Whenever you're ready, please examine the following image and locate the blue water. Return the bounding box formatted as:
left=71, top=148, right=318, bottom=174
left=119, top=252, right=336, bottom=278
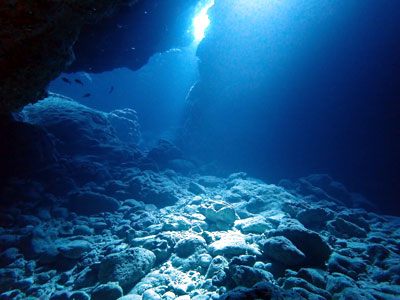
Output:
left=49, top=0, right=400, bottom=214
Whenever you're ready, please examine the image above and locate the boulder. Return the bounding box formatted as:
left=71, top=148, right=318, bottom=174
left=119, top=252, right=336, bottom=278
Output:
left=235, top=216, right=271, bottom=234
left=262, top=236, right=306, bottom=266
left=271, top=220, right=331, bottom=266
left=282, top=277, right=332, bottom=300
left=98, top=247, right=156, bottom=292
left=22, top=96, right=133, bottom=160
left=175, top=235, right=207, bottom=258
left=199, top=201, right=238, bottom=230
left=327, top=253, right=367, bottom=279
left=230, top=265, right=274, bottom=288
left=296, top=268, right=327, bottom=289
left=327, top=218, right=367, bottom=238
left=57, top=240, right=91, bottom=259
left=108, top=108, right=141, bottom=144
left=208, top=234, right=260, bottom=257
left=188, top=182, right=207, bottom=195
left=127, top=170, right=180, bottom=207
left=296, top=208, right=333, bottom=228
left=326, top=272, right=356, bottom=295
left=147, top=139, right=182, bottom=164
left=205, top=255, right=229, bottom=287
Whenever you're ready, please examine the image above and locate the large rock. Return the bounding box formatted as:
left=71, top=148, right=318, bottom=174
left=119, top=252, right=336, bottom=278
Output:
left=57, top=240, right=91, bottom=259
left=262, top=236, right=306, bottom=266
left=22, top=95, right=134, bottom=160
left=230, top=265, right=274, bottom=288
left=175, top=235, right=207, bottom=258
left=208, top=233, right=260, bottom=257
left=127, top=170, right=181, bottom=207
left=199, top=201, right=238, bottom=230
left=108, top=109, right=141, bottom=144
left=327, top=253, right=367, bottom=279
left=205, top=255, right=229, bottom=286
left=98, top=247, right=156, bottom=292
left=327, top=218, right=367, bottom=238
left=270, top=220, right=331, bottom=266
left=235, top=216, right=271, bottom=234
left=282, top=277, right=332, bottom=300
left=326, top=273, right=356, bottom=295
left=147, top=139, right=183, bottom=165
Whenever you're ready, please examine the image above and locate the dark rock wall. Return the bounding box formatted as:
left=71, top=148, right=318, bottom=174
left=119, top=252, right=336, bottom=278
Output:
left=0, top=0, right=200, bottom=114
left=0, top=0, right=137, bottom=113
left=69, top=0, right=199, bottom=73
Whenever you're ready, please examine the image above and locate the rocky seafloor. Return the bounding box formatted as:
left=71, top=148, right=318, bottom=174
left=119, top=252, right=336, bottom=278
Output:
left=1, top=95, right=400, bottom=300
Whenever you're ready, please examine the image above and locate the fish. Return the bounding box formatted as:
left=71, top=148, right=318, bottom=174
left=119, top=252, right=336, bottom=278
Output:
left=61, top=77, right=71, bottom=84
left=74, top=79, right=84, bottom=85
left=82, top=93, right=91, bottom=98
left=109, top=86, right=114, bottom=94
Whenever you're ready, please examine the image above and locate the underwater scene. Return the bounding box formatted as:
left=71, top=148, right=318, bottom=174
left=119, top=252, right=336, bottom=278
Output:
left=1, top=0, right=400, bottom=299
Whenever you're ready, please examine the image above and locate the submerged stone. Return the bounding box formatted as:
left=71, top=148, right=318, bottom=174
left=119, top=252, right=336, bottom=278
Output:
left=91, top=282, right=123, bottom=300
left=99, top=247, right=155, bottom=292
left=208, top=234, right=260, bottom=257
left=262, top=236, right=306, bottom=266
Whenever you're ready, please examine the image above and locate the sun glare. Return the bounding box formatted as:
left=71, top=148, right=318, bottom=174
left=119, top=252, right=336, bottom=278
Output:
left=193, top=1, right=214, bottom=41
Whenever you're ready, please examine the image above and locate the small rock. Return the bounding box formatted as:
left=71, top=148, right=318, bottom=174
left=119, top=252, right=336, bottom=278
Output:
left=326, top=272, right=356, bottom=295
left=188, top=182, right=207, bottom=195
left=91, top=282, right=123, bottom=300
left=296, top=268, right=327, bottom=289
left=230, top=255, right=256, bottom=267
left=198, top=254, right=213, bottom=268
left=175, top=235, right=207, bottom=258
left=117, top=295, right=142, bottom=300
left=142, top=289, right=162, bottom=300
left=58, top=240, right=91, bottom=259
left=73, top=225, right=94, bottom=236
left=235, top=216, right=271, bottom=234
left=69, top=291, right=90, bottom=300
left=50, top=291, right=70, bottom=300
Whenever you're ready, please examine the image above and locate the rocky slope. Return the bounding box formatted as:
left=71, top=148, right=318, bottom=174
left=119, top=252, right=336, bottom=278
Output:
left=0, top=95, right=399, bottom=300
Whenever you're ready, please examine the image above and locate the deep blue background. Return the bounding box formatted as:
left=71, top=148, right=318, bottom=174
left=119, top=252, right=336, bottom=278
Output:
left=184, top=0, right=400, bottom=214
